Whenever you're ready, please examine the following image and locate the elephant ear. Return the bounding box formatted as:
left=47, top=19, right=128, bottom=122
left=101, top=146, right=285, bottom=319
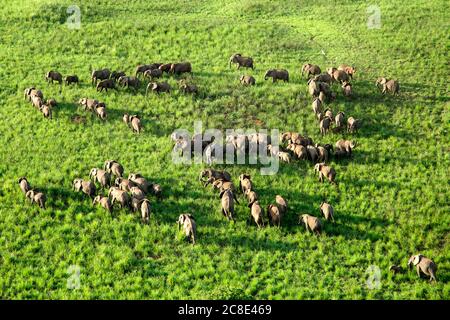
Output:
left=413, top=255, right=422, bottom=265
left=219, top=190, right=225, bottom=199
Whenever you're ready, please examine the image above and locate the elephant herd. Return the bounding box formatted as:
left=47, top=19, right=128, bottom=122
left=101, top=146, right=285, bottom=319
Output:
left=20, top=55, right=435, bottom=282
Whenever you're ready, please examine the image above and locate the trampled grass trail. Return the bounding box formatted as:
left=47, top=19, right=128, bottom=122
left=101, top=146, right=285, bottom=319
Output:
left=0, top=0, right=448, bottom=299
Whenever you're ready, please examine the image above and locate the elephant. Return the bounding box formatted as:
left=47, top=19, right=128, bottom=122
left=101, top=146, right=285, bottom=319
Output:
left=78, top=98, right=99, bottom=112
left=110, top=71, right=126, bottom=81
left=278, top=151, right=291, bottom=163
left=46, top=70, right=62, bottom=84
left=140, top=199, right=151, bottom=224
left=299, top=214, right=322, bottom=235
left=130, top=186, right=145, bottom=200
left=327, top=67, right=349, bottom=83
left=91, top=68, right=111, bottom=86
left=46, top=98, right=57, bottom=108
left=245, top=189, right=258, bottom=207
left=108, top=187, right=131, bottom=209
left=118, top=76, right=140, bottom=90
left=150, top=183, right=163, bottom=200
left=25, top=190, right=46, bottom=209
left=307, top=145, right=319, bottom=163
left=89, top=168, right=111, bottom=189
left=250, top=201, right=264, bottom=228
left=96, top=79, right=116, bottom=92
left=264, top=69, right=289, bottom=82
left=334, top=149, right=348, bottom=160
left=314, top=163, right=336, bottom=184
left=319, top=116, right=333, bottom=135
left=115, top=177, right=136, bottom=192
left=95, top=105, right=107, bottom=120
left=31, top=95, right=43, bottom=109
left=287, top=143, right=307, bottom=160
left=136, top=63, right=162, bottom=77
left=335, top=111, right=345, bottom=129
left=335, top=139, right=356, bottom=156
left=104, top=160, right=124, bottom=178
left=177, top=214, right=196, bottom=244
left=320, top=202, right=334, bottom=222
left=143, top=68, right=163, bottom=80
left=123, top=113, right=129, bottom=126
left=170, top=62, right=192, bottom=75
left=229, top=53, right=254, bottom=69
left=212, top=179, right=235, bottom=193
left=275, top=195, right=287, bottom=215
left=128, top=173, right=150, bottom=194
left=267, top=204, right=282, bottom=227
left=18, top=177, right=31, bottom=194
left=313, top=73, right=333, bottom=84
left=200, top=169, right=232, bottom=186
left=293, top=135, right=314, bottom=147
left=179, top=81, right=198, bottom=94
left=131, top=196, right=141, bottom=212
left=308, top=79, right=320, bottom=97
left=40, top=105, right=52, bottom=119
left=65, top=75, right=79, bottom=85
left=338, top=65, right=356, bottom=79
left=73, top=179, right=96, bottom=199
left=312, top=98, right=322, bottom=117
left=146, top=81, right=171, bottom=94
left=301, top=63, right=321, bottom=78
left=347, top=117, right=361, bottom=133
left=240, top=75, right=256, bottom=86
left=129, top=115, right=142, bottom=133
left=342, top=81, right=353, bottom=97
left=239, top=174, right=252, bottom=194
left=376, top=77, right=399, bottom=95
left=24, top=87, right=43, bottom=101
left=220, top=189, right=235, bottom=221
left=408, top=254, right=437, bottom=282
left=158, top=63, right=172, bottom=73
left=92, top=195, right=112, bottom=213
left=315, top=144, right=329, bottom=163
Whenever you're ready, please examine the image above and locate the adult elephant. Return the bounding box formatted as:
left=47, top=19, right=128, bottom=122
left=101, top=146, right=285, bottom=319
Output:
left=91, top=68, right=111, bottom=86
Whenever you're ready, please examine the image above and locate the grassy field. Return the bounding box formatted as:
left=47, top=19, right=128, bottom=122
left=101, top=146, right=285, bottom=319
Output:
left=0, top=0, right=448, bottom=299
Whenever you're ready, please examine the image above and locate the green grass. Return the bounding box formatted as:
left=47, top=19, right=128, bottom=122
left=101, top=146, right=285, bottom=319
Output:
left=0, top=0, right=449, bottom=299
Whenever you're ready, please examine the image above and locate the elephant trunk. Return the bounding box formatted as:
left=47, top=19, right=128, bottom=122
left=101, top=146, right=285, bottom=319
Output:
left=229, top=57, right=233, bottom=68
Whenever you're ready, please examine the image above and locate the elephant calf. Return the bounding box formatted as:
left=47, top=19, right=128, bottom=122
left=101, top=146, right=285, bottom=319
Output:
left=408, top=254, right=437, bottom=282
left=46, top=70, right=62, bottom=84
left=314, top=163, right=336, bottom=184
left=177, top=214, right=196, bottom=244
left=26, top=190, right=46, bottom=209
left=93, top=195, right=112, bottom=213
left=96, top=79, right=115, bottom=92
left=299, top=214, right=322, bottom=235
left=335, top=111, right=345, bottom=129
left=18, top=177, right=31, bottom=194
left=73, top=179, right=96, bottom=199
left=95, top=105, right=107, bottom=120
left=40, top=105, right=52, bottom=119
left=200, top=169, right=232, bottom=186
left=240, top=75, right=255, bottom=86
left=65, top=75, right=79, bottom=85
left=319, top=202, right=335, bottom=222
left=342, top=81, right=353, bottom=97
left=179, top=81, right=198, bottom=94
left=315, top=144, right=329, bottom=163
left=239, top=174, right=253, bottom=194
left=140, top=199, right=151, bottom=224
left=264, top=69, right=289, bottom=83
left=129, top=115, right=142, bottom=133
